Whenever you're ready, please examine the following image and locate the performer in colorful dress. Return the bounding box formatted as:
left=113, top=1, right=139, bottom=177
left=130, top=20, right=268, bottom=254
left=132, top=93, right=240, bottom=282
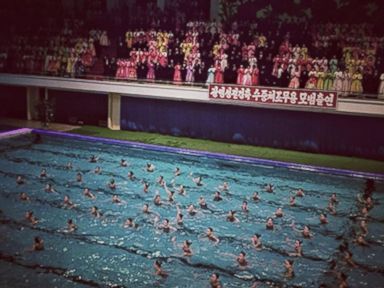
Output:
left=350, top=70, right=363, bottom=94
left=288, top=67, right=300, bottom=89
left=206, top=65, right=216, bottom=85
left=185, top=64, right=195, bottom=83
left=342, top=69, right=352, bottom=96
left=146, top=61, right=156, bottom=81
left=242, top=67, right=252, bottom=86
left=236, top=65, right=245, bottom=85
left=251, top=65, right=259, bottom=86
left=333, top=68, right=344, bottom=94
left=214, top=65, right=224, bottom=84
left=173, top=63, right=182, bottom=83
left=378, top=72, right=384, bottom=99
left=305, top=68, right=318, bottom=89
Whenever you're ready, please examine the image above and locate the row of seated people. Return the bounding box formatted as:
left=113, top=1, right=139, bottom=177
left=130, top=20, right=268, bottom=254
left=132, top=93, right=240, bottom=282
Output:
left=1, top=19, right=383, bottom=96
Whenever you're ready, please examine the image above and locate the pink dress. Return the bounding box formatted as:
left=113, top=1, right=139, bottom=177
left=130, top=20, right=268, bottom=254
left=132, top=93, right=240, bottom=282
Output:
left=214, top=66, right=224, bottom=83
left=251, top=68, right=259, bottom=86
left=173, top=64, right=182, bottom=82
left=147, top=62, right=155, bottom=80
left=288, top=71, right=300, bottom=88
left=242, top=69, right=252, bottom=86
left=236, top=67, right=244, bottom=85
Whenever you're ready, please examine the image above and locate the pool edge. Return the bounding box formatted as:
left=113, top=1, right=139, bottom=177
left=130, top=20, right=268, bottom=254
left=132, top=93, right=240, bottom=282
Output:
left=30, top=128, right=384, bottom=181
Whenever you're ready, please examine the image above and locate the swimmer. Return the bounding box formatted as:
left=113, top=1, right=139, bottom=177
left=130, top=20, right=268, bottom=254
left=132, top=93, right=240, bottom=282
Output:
left=16, top=175, right=25, bottom=185
left=142, top=204, right=150, bottom=214
left=338, top=272, right=348, bottom=288
left=284, top=259, right=294, bottom=278
left=330, top=193, right=338, bottom=204
left=327, top=201, right=336, bottom=215
left=112, top=194, right=122, bottom=204
left=291, top=222, right=312, bottom=238
left=94, top=166, right=102, bottom=174
left=252, top=192, right=260, bottom=201
left=289, top=240, right=303, bottom=257
left=91, top=206, right=102, bottom=218
left=19, top=192, right=30, bottom=201
left=209, top=273, right=222, bottom=288
left=89, top=155, right=98, bottom=163
left=265, top=183, right=274, bottom=193
left=289, top=196, right=296, bottom=206
left=177, top=185, right=186, bottom=195
left=63, top=195, right=75, bottom=208
left=67, top=219, right=77, bottom=232
left=174, top=167, right=181, bottom=177
left=44, top=183, right=55, bottom=193
left=40, top=168, right=47, bottom=178
left=65, top=162, right=73, bottom=170
left=187, top=204, right=198, bottom=216
left=108, top=179, right=116, bottom=190
left=176, top=206, right=183, bottom=225
left=206, top=227, right=219, bottom=243
left=146, top=163, right=155, bottom=172
left=159, top=218, right=176, bottom=233
left=76, top=172, right=83, bottom=182
left=199, top=196, right=208, bottom=209
left=213, top=191, right=223, bottom=201
left=359, top=220, right=368, bottom=236
left=295, top=188, right=304, bottom=197
left=182, top=240, right=192, bottom=256
left=124, top=218, right=137, bottom=228
left=83, top=188, right=95, bottom=199
left=127, top=171, right=135, bottom=181
left=236, top=251, right=248, bottom=266
left=120, top=159, right=128, bottom=167
left=192, top=175, right=203, bottom=186
left=354, top=234, right=368, bottom=246
left=25, top=211, right=38, bottom=225
left=218, top=182, right=229, bottom=192
left=275, top=207, right=284, bottom=217
left=302, top=225, right=312, bottom=238
left=251, top=233, right=262, bottom=249
left=153, top=194, right=162, bottom=206
left=227, top=210, right=240, bottom=223
left=143, top=182, right=150, bottom=193
left=343, top=250, right=357, bottom=268
left=241, top=201, right=249, bottom=213
left=164, top=182, right=175, bottom=202
left=320, top=213, right=328, bottom=224
left=32, top=236, right=44, bottom=251
left=266, top=217, right=274, bottom=230
left=157, top=176, right=165, bottom=187
left=153, top=260, right=167, bottom=277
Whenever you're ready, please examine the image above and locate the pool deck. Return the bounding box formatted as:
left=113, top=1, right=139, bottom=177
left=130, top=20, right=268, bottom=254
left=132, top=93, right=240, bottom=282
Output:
left=0, top=118, right=79, bottom=132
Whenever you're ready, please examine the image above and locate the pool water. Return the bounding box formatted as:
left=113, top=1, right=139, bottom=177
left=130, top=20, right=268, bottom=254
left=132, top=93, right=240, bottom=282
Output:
left=0, top=133, right=383, bottom=288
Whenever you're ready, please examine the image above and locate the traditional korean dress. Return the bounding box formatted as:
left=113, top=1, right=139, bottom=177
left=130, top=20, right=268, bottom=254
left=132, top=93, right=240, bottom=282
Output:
left=236, top=67, right=244, bottom=85
left=146, top=62, right=155, bottom=80
left=342, top=71, right=352, bottom=96
left=305, top=70, right=317, bottom=89
left=206, top=67, right=216, bottom=85
left=316, top=71, right=325, bottom=90
left=173, top=64, right=182, bottom=82
left=288, top=69, right=300, bottom=89
left=333, top=71, right=344, bottom=94
left=251, top=67, right=259, bottom=86
left=185, top=64, right=195, bottom=83
left=378, top=73, right=384, bottom=99
left=323, top=71, right=334, bottom=91
left=350, top=72, right=363, bottom=94
left=214, top=65, right=224, bottom=83
left=242, top=68, right=252, bottom=86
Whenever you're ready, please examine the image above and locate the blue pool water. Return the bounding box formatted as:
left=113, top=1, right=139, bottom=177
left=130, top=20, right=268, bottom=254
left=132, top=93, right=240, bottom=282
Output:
left=0, top=133, right=383, bottom=288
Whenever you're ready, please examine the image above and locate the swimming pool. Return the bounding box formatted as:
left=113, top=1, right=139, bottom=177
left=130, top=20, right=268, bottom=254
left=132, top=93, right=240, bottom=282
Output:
left=0, top=131, right=383, bottom=288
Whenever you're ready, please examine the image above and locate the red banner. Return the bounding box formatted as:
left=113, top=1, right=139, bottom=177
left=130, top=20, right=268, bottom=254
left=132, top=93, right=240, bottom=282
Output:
left=208, top=85, right=337, bottom=108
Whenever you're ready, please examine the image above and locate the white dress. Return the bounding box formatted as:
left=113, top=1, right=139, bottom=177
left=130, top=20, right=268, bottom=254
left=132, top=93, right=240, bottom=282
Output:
left=378, top=73, right=384, bottom=99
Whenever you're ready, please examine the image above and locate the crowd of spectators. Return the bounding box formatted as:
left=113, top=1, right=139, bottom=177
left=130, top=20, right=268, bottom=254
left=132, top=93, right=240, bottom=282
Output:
left=0, top=2, right=384, bottom=97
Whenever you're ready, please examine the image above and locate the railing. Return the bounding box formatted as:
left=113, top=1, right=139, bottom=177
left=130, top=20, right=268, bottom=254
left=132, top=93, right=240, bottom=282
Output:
left=0, top=70, right=383, bottom=101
